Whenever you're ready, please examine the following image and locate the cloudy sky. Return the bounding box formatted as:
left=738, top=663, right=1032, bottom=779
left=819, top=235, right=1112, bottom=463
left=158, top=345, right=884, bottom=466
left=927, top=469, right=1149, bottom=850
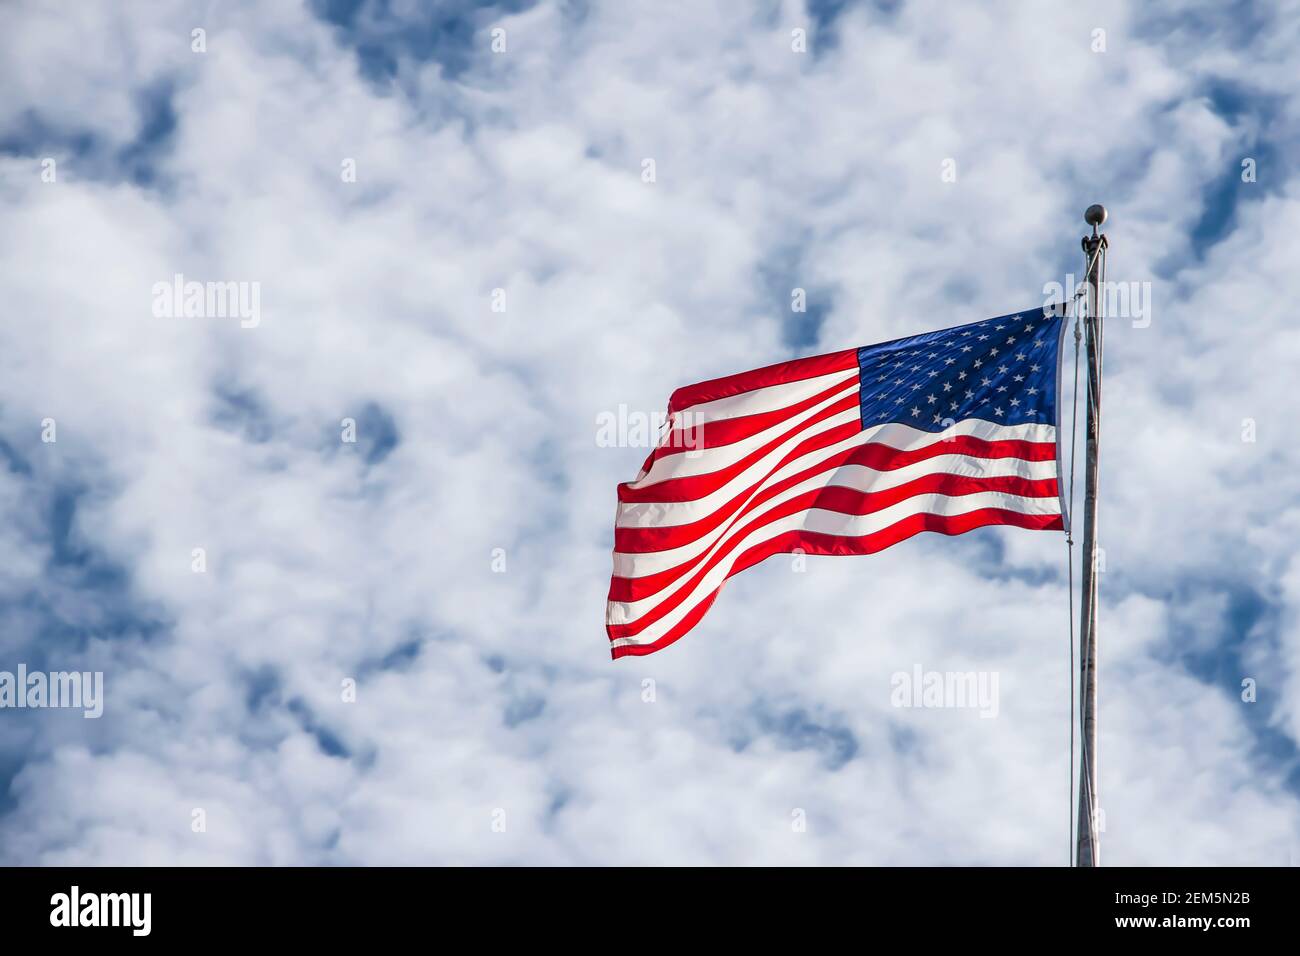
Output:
left=1, top=0, right=1297, bottom=865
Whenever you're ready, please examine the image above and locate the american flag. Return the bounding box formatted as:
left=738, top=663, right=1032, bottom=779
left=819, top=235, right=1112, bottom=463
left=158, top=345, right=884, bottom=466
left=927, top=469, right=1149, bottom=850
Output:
left=606, top=306, right=1068, bottom=659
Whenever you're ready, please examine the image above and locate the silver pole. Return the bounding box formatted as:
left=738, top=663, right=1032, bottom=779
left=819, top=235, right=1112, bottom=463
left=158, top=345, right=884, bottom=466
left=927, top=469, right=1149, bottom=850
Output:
left=1075, top=204, right=1108, bottom=867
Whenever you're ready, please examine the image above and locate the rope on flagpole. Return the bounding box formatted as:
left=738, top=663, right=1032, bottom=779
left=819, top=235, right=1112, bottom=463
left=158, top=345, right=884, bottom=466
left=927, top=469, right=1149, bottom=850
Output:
left=1064, top=282, right=1083, bottom=866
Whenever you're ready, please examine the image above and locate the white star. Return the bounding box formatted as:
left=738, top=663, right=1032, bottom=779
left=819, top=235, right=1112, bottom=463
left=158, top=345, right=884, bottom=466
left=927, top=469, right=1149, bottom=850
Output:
left=910, top=407, right=921, bottom=417
left=926, top=394, right=937, bottom=404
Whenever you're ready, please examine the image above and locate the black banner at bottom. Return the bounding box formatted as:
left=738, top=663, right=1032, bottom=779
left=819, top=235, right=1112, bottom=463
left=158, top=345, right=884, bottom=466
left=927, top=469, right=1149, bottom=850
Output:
left=0, top=866, right=1281, bottom=941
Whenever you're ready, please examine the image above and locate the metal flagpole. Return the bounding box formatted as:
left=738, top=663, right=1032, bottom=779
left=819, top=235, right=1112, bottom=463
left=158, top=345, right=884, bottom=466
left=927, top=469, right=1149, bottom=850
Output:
left=1075, top=203, right=1108, bottom=867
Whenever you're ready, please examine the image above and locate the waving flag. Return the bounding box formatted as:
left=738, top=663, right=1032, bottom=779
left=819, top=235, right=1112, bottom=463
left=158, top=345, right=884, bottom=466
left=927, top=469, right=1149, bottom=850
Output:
left=606, top=307, right=1068, bottom=658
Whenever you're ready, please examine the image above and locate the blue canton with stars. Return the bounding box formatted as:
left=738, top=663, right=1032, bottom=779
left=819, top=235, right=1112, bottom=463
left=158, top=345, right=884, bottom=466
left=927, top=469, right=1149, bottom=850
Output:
left=855, top=306, right=1066, bottom=432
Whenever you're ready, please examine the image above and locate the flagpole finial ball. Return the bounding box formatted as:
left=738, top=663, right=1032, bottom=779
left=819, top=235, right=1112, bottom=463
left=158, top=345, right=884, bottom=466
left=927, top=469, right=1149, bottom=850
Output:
left=1084, top=204, right=1108, bottom=227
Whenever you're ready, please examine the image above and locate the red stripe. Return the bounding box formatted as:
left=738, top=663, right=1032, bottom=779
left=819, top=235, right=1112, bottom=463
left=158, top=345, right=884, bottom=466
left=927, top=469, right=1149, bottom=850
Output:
left=667, top=349, right=859, bottom=414
left=645, top=375, right=859, bottom=470
left=618, top=407, right=862, bottom=504
left=618, top=466, right=1058, bottom=555
left=616, top=438, right=1058, bottom=554
left=616, top=444, right=852, bottom=555
left=608, top=475, right=1059, bottom=621
left=609, top=510, right=1064, bottom=658
left=620, top=420, right=1055, bottom=507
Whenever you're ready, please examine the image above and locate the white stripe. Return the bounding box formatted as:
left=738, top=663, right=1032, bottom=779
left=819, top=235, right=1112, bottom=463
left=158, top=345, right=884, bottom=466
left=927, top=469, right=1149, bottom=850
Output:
left=617, top=419, right=1057, bottom=527
left=630, top=368, right=859, bottom=482
left=611, top=488, right=1060, bottom=623
left=628, top=388, right=862, bottom=489
left=620, top=428, right=867, bottom=529
left=675, top=366, right=860, bottom=423
left=607, top=491, right=1061, bottom=646
left=612, top=452, right=1058, bottom=577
